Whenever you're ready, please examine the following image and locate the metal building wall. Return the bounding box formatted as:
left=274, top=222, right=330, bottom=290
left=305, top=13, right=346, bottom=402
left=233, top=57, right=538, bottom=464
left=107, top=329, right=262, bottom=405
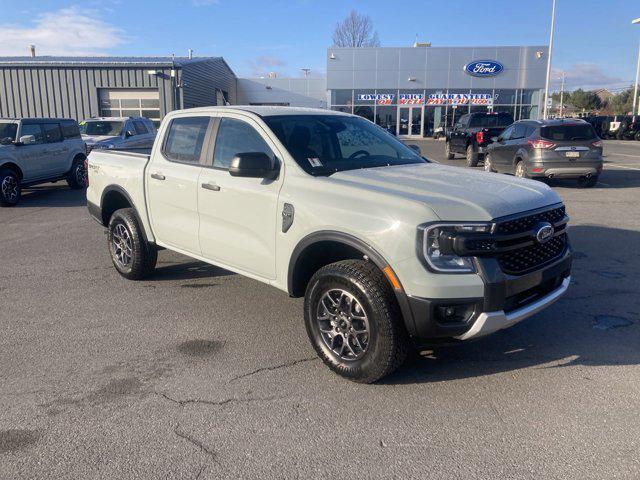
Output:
left=237, top=78, right=327, bottom=107
left=182, top=58, right=237, bottom=108
left=0, top=65, right=176, bottom=121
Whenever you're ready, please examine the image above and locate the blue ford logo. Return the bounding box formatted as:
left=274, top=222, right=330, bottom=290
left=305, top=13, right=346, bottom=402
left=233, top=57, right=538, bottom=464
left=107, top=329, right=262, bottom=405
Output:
left=464, top=60, right=504, bottom=77
left=535, top=222, right=555, bottom=244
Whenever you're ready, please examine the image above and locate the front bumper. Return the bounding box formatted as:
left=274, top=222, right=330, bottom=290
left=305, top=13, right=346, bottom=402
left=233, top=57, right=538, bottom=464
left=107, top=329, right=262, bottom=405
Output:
left=404, top=247, right=572, bottom=344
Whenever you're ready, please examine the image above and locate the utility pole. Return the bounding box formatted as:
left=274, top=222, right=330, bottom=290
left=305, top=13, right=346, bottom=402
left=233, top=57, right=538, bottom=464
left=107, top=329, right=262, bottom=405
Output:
left=559, top=71, right=566, bottom=118
left=543, top=0, right=557, bottom=119
left=633, top=19, right=640, bottom=115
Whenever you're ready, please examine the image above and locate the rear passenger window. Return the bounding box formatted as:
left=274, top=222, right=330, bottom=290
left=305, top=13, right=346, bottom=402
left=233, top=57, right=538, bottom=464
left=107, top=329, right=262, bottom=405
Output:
left=213, top=118, right=274, bottom=169
left=42, top=123, right=63, bottom=143
left=511, top=124, right=527, bottom=139
left=163, top=116, right=210, bottom=164
left=133, top=121, right=148, bottom=135
left=61, top=120, right=81, bottom=139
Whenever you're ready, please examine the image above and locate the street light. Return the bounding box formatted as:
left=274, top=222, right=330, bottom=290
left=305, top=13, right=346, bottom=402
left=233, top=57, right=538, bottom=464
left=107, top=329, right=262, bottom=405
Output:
left=542, top=0, right=557, bottom=119
left=632, top=18, right=640, bottom=115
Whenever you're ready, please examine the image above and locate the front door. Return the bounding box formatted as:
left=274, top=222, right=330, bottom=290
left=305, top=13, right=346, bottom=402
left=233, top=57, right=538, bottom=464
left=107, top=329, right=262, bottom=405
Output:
left=397, top=107, right=423, bottom=137
left=198, top=114, right=281, bottom=279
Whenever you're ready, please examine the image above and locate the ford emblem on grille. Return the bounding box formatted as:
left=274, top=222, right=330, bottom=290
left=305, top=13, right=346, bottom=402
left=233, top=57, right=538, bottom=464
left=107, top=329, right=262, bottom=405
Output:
left=535, top=222, right=555, bottom=244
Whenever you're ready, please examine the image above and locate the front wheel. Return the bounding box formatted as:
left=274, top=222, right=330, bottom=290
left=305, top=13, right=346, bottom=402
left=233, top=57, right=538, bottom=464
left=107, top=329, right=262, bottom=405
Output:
left=0, top=168, right=21, bottom=207
left=107, top=208, right=157, bottom=280
left=484, top=153, right=495, bottom=172
left=466, top=144, right=479, bottom=167
left=304, top=260, right=409, bottom=383
left=444, top=141, right=454, bottom=159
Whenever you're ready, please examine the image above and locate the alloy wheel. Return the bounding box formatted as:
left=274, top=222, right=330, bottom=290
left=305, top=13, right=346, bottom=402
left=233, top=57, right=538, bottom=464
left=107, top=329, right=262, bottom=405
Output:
left=515, top=162, right=525, bottom=178
left=75, top=163, right=88, bottom=187
left=484, top=155, right=492, bottom=172
left=1, top=175, right=18, bottom=202
left=111, top=223, right=133, bottom=268
left=316, top=289, right=370, bottom=361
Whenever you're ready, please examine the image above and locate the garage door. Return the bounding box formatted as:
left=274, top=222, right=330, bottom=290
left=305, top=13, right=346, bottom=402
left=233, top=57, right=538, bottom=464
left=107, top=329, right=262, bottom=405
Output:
left=99, top=89, right=161, bottom=126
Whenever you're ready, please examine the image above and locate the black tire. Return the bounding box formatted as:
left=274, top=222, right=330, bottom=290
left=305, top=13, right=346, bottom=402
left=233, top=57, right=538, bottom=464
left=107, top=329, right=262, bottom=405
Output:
left=304, top=260, right=409, bottom=383
left=601, top=120, right=610, bottom=138
left=0, top=168, right=21, bottom=207
left=444, top=141, right=454, bottom=159
left=66, top=155, right=87, bottom=189
left=617, top=122, right=627, bottom=140
left=515, top=160, right=528, bottom=179
left=635, top=131, right=640, bottom=141
left=484, top=153, right=495, bottom=172
left=466, top=144, right=478, bottom=167
left=577, top=175, right=598, bottom=188
left=107, top=208, right=157, bottom=280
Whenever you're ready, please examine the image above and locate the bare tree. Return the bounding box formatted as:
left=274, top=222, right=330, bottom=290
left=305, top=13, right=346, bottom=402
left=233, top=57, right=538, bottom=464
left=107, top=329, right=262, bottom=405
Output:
left=332, top=10, right=380, bottom=48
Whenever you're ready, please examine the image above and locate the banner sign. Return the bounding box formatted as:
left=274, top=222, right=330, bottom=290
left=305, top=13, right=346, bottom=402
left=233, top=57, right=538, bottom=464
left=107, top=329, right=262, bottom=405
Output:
left=426, top=93, right=496, bottom=106
left=356, top=93, right=395, bottom=105
left=398, top=93, right=424, bottom=105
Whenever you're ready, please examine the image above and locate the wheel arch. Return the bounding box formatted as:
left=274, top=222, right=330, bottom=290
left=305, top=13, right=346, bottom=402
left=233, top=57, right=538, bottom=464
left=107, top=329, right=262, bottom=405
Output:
left=287, top=231, right=417, bottom=336
left=0, top=161, right=24, bottom=180
left=100, top=185, right=150, bottom=243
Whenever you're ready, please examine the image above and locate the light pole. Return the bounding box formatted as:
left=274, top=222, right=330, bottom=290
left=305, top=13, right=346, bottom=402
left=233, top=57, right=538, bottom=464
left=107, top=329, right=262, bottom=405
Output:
left=543, top=0, right=557, bottom=119
left=559, top=71, right=566, bottom=118
left=632, top=18, right=640, bottom=115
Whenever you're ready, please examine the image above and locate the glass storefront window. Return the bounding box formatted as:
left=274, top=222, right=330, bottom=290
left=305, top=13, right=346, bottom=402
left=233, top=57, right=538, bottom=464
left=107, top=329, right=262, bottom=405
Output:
left=354, top=90, right=376, bottom=105
left=331, top=90, right=353, bottom=106
left=354, top=105, right=374, bottom=122
left=375, top=106, right=397, bottom=134
left=375, top=90, right=398, bottom=105
left=494, top=89, right=517, bottom=105
left=331, top=105, right=352, bottom=114
left=520, top=106, right=539, bottom=120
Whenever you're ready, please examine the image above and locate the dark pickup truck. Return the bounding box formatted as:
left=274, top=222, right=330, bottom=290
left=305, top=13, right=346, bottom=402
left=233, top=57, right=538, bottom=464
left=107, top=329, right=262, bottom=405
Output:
left=445, top=112, right=514, bottom=167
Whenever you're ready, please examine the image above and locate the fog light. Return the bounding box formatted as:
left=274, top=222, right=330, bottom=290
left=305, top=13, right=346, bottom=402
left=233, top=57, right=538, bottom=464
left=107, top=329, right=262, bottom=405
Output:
left=435, top=303, right=476, bottom=324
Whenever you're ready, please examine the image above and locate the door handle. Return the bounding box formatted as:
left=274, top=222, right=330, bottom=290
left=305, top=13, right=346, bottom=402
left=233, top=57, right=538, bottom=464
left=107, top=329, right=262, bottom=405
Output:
left=151, top=173, right=166, bottom=180
left=201, top=182, right=220, bottom=191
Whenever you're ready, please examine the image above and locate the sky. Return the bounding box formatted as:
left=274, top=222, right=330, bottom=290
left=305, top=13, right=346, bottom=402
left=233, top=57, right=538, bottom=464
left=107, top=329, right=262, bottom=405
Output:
left=0, top=0, right=636, bottom=92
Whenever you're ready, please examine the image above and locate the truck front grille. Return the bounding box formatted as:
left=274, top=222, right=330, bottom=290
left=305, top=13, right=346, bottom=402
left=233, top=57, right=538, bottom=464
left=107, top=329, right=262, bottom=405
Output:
left=497, top=233, right=567, bottom=275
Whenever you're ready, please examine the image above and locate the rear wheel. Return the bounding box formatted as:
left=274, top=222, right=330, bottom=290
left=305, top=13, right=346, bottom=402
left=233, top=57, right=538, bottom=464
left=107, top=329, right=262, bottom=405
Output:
left=577, top=175, right=598, bottom=188
left=635, top=131, right=640, bottom=141
left=466, top=144, right=478, bottom=167
left=304, top=260, right=409, bottom=383
left=0, top=168, right=21, bottom=207
left=66, top=156, right=87, bottom=189
left=515, top=160, right=527, bottom=178
left=484, top=153, right=494, bottom=172
left=107, top=208, right=157, bottom=280
left=444, top=141, right=454, bottom=159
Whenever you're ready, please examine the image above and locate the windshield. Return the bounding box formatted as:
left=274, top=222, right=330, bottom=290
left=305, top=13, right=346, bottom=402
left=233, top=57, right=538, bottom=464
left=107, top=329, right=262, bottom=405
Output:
left=264, top=115, right=425, bottom=175
left=469, top=114, right=514, bottom=128
left=541, top=124, right=597, bottom=141
left=80, top=121, right=123, bottom=136
left=0, top=121, right=18, bottom=141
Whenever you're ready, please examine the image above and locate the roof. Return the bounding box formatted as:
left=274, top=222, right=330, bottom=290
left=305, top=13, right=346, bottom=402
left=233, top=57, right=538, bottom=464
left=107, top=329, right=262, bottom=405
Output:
left=1, top=117, right=75, bottom=123
left=168, top=105, right=350, bottom=118
left=0, top=56, right=223, bottom=67
left=517, top=118, right=588, bottom=126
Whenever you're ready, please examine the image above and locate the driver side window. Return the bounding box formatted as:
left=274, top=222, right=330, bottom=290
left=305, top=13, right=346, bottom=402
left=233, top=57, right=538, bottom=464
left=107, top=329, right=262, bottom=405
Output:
left=213, top=118, right=274, bottom=169
left=19, top=124, right=44, bottom=144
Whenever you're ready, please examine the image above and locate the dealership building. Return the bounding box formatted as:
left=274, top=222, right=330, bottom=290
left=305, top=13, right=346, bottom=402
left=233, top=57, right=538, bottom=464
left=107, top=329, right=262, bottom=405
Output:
left=0, top=45, right=548, bottom=137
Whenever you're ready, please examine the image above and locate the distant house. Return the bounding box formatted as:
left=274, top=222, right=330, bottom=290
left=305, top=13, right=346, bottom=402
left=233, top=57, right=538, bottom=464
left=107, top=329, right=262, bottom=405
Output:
left=594, top=88, right=614, bottom=104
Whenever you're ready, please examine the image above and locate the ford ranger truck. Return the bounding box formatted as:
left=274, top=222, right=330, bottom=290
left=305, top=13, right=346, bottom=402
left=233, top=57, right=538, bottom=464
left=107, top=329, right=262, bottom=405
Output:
left=87, top=107, right=572, bottom=383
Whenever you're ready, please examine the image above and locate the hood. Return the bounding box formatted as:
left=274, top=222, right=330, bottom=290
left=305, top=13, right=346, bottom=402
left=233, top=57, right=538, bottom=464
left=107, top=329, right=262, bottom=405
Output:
left=82, top=134, right=118, bottom=145
left=328, top=163, right=560, bottom=221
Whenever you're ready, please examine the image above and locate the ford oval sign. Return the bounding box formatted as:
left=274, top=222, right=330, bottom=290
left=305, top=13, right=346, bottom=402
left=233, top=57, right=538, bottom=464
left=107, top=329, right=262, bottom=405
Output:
left=464, top=60, right=504, bottom=77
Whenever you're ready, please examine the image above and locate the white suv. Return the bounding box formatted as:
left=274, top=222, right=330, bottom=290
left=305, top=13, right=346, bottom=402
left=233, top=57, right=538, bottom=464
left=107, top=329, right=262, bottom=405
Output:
left=0, top=118, right=87, bottom=207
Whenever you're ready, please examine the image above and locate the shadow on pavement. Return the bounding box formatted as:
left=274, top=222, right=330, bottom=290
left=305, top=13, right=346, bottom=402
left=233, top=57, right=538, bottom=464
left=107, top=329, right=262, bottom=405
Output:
left=381, top=224, right=640, bottom=385
left=151, top=261, right=234, bottom=281
left=18, top=184, right=87, bottom=208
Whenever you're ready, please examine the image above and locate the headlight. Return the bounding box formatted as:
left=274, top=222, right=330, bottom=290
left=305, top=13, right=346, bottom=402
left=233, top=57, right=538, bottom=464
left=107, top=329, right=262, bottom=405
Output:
left=422, top=223, right=492, bottom=273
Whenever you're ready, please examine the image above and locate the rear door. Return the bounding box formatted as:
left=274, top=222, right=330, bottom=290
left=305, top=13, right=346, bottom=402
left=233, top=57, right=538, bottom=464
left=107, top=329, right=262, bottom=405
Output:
left=197, top=114, right=282, bottom=279
left=504, top=123, right=528, bottom=172
left=146, top=115, right=212, bottom=255
left=490, top=124, right=515, bottom=171
left=42, top=122, right=69, bottom=175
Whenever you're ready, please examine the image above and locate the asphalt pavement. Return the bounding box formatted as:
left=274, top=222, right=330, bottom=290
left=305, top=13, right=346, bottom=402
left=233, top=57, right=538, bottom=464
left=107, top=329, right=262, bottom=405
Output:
left=1, top=140, right=639, bottom=479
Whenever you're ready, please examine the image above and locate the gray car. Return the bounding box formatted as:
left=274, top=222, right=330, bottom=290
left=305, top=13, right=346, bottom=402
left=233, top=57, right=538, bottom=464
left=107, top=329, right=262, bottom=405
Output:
left=484, top=118, right=603, bottom=187
left=80, top=117, right=156, bottom=153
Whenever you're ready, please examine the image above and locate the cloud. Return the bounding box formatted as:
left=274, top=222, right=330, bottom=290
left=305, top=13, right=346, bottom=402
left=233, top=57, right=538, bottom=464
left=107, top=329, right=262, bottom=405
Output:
left=0, top=7, right=126, bottom=56
left=247, top=55, right=287, bottom=76
left=551, top=63, right=629, bottom=91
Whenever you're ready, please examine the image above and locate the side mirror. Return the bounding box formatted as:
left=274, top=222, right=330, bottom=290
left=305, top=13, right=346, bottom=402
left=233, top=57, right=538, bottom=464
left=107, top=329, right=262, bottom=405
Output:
left=407, top=144, right=421, bottom=155
left=0, top=136, right=13, bottom=145
left=18, top=134, right=36, bottom=145
left=229, top=152, right=278, bottom=179
left=491, top=136, right=499, bottom=142
left=124, top=130, right=135, bottom=138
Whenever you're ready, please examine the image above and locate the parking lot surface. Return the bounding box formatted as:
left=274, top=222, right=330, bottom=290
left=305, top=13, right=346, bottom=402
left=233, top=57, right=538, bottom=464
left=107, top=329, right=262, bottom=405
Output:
left=1, top=140, right=639, bottom=479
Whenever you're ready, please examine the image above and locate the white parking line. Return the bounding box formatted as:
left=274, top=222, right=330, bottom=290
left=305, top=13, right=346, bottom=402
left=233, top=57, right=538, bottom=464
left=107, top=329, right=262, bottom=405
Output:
left=608, top=153, right=640, bottom=159
left=607, top=164, right=640, bottom=171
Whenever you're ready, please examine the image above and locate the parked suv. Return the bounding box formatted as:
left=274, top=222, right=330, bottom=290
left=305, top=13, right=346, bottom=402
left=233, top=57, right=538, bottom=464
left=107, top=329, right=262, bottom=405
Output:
left=0, top=118, right=87, bottom=206
left=445, top=111, right=514, bottom=167
left=484, top=119, right=603, bottom=187
left=80, top=117, right=156, bottom=152
left=87, top=106, right=572, bottom=383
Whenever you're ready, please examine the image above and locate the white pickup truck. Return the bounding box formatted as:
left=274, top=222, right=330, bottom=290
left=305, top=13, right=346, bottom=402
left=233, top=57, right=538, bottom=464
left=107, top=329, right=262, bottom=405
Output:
left=87, top=106, right=572, bottom=383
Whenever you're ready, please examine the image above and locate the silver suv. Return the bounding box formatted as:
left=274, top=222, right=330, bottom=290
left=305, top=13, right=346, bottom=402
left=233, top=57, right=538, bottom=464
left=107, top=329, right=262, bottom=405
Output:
left=484, top=119, right=603, bottom=187
left=80, top=117, right=156, bottom=152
